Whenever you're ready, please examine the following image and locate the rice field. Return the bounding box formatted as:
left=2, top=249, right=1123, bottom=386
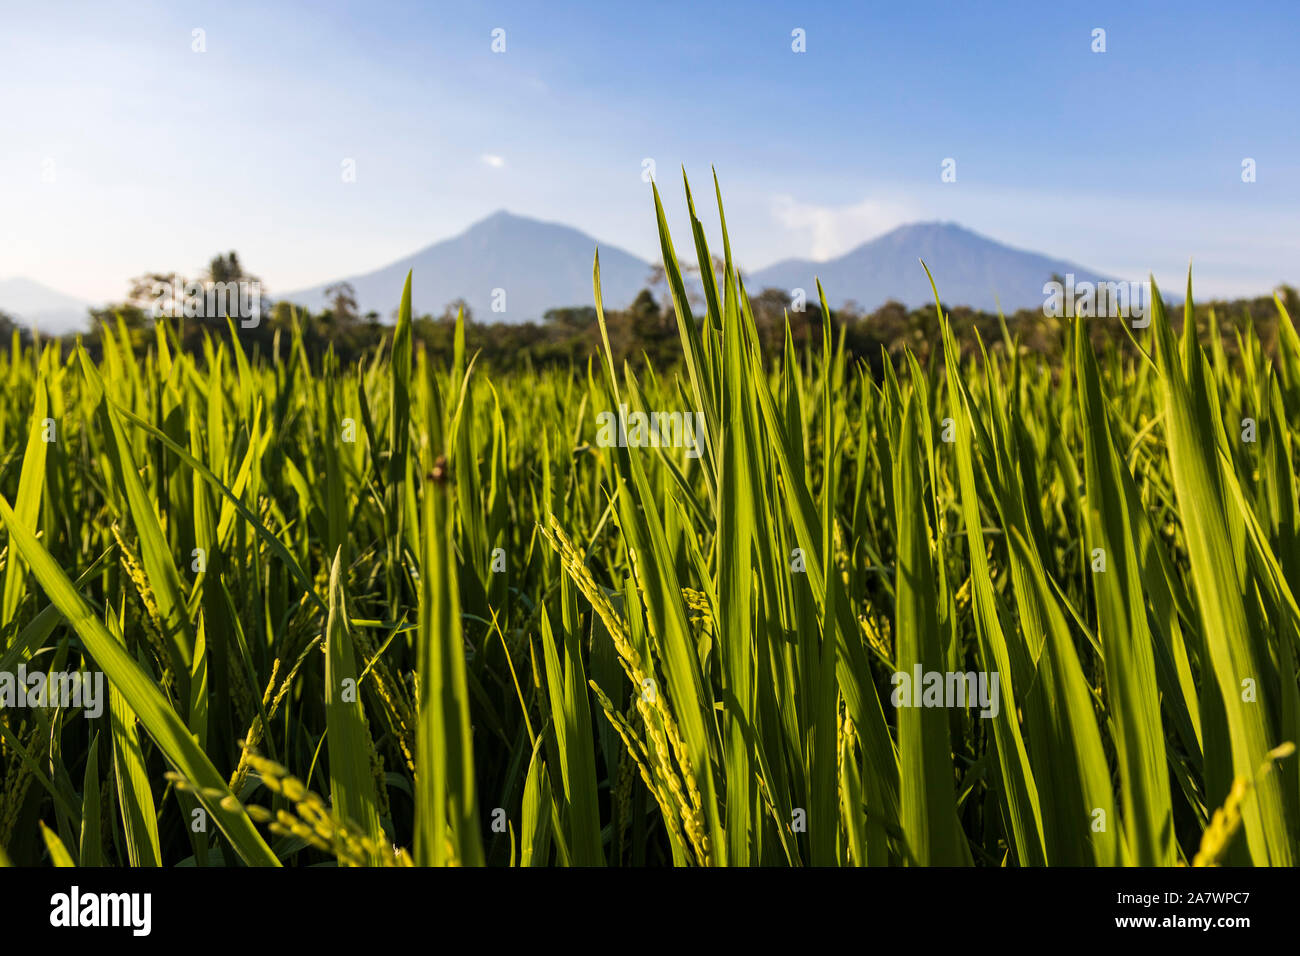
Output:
left=1, top=177, right=1298, bottom=868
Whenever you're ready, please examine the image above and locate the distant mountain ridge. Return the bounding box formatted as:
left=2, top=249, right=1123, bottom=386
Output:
left=281, top=213, right=1113, bottom=322
left=279, top=210, right=653, bottom=322
left=3, top=214, right=1118, bottom=333
left=748, top=221, right=1113, bottom=314
left=0, top=277, right=92, bottom=334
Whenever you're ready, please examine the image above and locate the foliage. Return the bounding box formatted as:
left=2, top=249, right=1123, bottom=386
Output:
left=1, top=178, right=1298, bottom=867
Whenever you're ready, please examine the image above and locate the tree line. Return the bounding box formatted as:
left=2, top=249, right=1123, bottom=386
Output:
left=5, top=252, right=1297, bottom=372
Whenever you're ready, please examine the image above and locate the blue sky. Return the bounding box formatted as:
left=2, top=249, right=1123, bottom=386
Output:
left=3, top=0, right=1298, bottom=303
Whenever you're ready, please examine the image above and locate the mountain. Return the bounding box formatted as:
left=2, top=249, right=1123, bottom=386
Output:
left=280, top=210, right=654, bottom=322
left=0, top=277, right=92, bottom=334
left=748, top=222, right=1112, bottom=313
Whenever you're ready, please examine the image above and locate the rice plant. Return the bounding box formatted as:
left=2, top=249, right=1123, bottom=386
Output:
left=0, top=174, right=1297, bottom=867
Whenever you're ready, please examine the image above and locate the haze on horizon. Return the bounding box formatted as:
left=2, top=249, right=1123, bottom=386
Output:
left=3, top=0, right=1298, bottom=307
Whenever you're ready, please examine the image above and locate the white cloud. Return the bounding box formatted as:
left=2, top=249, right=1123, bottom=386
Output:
left=770, top=194, right=913, bottom=260
left=480, top=154, right=506, bottom=168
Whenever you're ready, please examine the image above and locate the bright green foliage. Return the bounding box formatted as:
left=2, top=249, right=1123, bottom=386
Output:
left=0, top=179, right=1296, bottom=867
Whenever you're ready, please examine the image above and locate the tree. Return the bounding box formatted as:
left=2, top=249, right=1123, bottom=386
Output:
left=325, top=282, right=360, bottom=324
left=627, top=288, right=674, bottom=362
left=645, top=253, right=724, bottom=309
left=207, top=252, right=246, bottom=283
left=438, top=298, right=473, bottom=324
left=119, top=272, right=180, bottom=321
